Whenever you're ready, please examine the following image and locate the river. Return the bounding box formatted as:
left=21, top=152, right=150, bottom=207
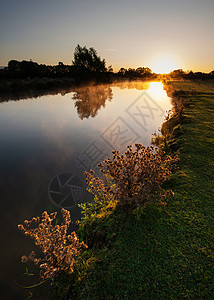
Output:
left=0, top=81, right=171, bottom=299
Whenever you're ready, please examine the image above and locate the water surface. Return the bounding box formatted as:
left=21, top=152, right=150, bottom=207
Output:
left=0, top=81, right=171, bottom=299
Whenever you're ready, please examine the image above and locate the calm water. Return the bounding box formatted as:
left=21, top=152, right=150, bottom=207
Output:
left=0, top=81, right=171, bottom=299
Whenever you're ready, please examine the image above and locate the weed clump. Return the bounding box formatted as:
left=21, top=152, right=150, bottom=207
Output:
left=85, top=144, right=176, bottom=208
left=18, top=209, right=87, bottom=280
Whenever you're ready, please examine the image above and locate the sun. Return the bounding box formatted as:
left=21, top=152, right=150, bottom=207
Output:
left=151, top=55, right=178, bottom=74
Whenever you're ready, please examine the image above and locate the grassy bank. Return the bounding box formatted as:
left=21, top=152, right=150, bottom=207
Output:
left=56, top=81, right=214, bottom=299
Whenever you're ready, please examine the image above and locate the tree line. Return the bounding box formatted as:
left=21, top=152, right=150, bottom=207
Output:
left=0, top=45, right=156, bottom=81
left=0, top=45, right=213, bottom=81
left=168, top=69, right=214, bottom=80
left=0, top=45, right=110, bottom=81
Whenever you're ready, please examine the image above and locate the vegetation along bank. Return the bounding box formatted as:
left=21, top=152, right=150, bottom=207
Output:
left=18, top=80, right=214, bottom=299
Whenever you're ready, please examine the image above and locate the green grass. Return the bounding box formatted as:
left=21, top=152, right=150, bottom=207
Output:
left=67, top=81, right=214, bottom=299
left=169, top=80, right=214, bottom=94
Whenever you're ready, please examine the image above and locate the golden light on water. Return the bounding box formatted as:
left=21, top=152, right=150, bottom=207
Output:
left=151, top=55, right=178, bottom=74
left=148, top=82, right=168, bottom=100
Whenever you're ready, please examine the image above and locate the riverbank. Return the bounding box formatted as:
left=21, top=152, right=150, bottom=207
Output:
left=55, top=80, right=214, bottom=299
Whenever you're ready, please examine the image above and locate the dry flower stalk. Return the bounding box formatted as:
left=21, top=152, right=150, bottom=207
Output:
left=18, top=209, right=87, bottom=280
left=85, top=144, right=176, bottom=207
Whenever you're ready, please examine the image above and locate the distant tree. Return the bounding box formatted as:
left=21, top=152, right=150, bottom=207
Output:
left=126, top=68, right=137, bottom=78
left=72, top=45, right=107, bottom=73
left=170, top=69, right=185, bottom=79
left=136, top=67, right=152, bottom=76
left=53, top=61, right=72, bottom=77
left=7, top=60, right=40, bottom=78
left=118, top=68, right=127, bottom=76
left=210, top=70, right=214, bottom=77
left=8, top=60, right=21, bottom=74
left=107, top=65, right=113, bottom=72
left=186, top=71, right=194, bottom=80
left=117, top=67, right=153, bottom=79
left=20, top=60, right=39, bottom=77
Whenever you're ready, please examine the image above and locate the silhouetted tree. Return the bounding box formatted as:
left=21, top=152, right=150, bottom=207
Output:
left=136, top=67, right=152, bottom=76
left=72, top=45, right=107, bottom=74
left=118, top=68, right=127, bottom=76
left=117, top=66, right=153, bottom=79
left=169, top=69, right=185, bottom=79
left=107, top=65, right=113, bottom=72
left=8, top=60, right=22, bottom=77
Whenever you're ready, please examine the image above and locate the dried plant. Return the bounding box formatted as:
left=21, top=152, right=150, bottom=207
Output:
left=18, top=209, right=87, bottom=281
left=173, top=97, right=186, bottom=122
left=85, top=144, right=176, bottom=208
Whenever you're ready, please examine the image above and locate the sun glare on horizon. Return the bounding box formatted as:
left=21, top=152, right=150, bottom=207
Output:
left=151, top=55, right=179, bottom=74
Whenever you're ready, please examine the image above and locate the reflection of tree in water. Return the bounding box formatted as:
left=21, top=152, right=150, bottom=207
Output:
left=72, top=85, right=113, bottom=119
left=0, top=82, right=75, bottom=103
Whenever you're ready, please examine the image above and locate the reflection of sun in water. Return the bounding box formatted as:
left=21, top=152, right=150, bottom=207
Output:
left=148, top=82, right=167, bottom=100
left=151, top=56, right=178, bottom=74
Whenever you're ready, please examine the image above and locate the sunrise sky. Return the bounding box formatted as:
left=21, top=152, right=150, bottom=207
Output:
left=0, top=0, right=213, bottom=72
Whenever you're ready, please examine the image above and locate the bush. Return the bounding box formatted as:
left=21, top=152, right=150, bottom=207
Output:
left=85, top=144, right=176, bottom=208
left=18, top=209, right=87, bottom=281
left=161, top=115, right=179, bottom=137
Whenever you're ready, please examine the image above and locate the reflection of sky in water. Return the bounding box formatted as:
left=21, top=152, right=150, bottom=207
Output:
left=0, top=82, right=170, bottom=176
left=0, top=82, right=171, bottom=299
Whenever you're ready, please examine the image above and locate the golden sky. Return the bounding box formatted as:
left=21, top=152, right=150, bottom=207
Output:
left=0, top=0, right=213, bottom=72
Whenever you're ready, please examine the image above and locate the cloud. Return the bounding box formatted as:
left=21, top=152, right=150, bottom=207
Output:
left=107, top=48, right=116, bottom=52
